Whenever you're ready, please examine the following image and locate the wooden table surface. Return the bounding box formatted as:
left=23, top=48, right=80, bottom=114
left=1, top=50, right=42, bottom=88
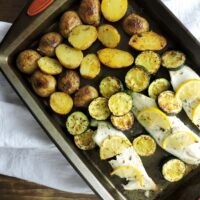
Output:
left=1, top=1, right=200, bottom=200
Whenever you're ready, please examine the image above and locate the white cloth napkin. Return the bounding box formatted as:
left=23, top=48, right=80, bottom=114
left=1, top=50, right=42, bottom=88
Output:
left=0, top=0, right=200, bottom=194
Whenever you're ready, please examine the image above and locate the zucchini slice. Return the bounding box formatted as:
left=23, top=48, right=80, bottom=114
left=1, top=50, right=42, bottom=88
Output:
left=66, top=111, right=89, bottom=135
left=99, top=76, right=123, bottom=98
left=111, top=112, right=134, bottom=131
left=157, top=90, right=182, bottom=115
left=135, top=51, right=161, bottom=74
left=89, top=97, right=111, bottom=120
left=108, top=92, right=133, bottom=116
left=74, top=129, right=96, bottom=150
left=161, top=50, right=186, bottom=70
left=148, top=78, right=170, bottom=99
left=133, top=135, right=156, bottom=157
left=162, top=159, right=186, bottom=182
left=125, top=67, right=150, bottom=92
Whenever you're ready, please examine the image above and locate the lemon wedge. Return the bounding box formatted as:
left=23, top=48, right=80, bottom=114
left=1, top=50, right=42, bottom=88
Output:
left=100, top=135, right=131, bottom=160
left=176, top=79, right=200, bottom=101
left=111, top=165, right=143, bottom=186
left=192, top=102, right=200, bottom=128
left=162, top=131, right=199, bottom=149
left=137, top=107, right=172, bottom=136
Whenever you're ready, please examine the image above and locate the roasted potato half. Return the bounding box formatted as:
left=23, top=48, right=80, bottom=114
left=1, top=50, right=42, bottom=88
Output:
left=98, top=24, right=120, bottom=48
left=38, top=57, right=63, bottom=75
left=79, top=0, right=101, bottom=26
left=129, top=31, right=167, bottom=51
left=59, top=11, right=82, bottom=38
left=80, top=54, right=101, bottom=79
left=123, top=13, right=149, bottom=35
left=31, top=70, right=56, bottom=97
left=58, top=70, right=80, bottom=94
left=74, top=85, right=98, bottom=107
left=68, top=25, right=98, bottom=50
left=37, top=32, right=63, bottom=57
left=16, top=50, right=41, bottom=74
left=55, top=44, right=83, bottom=69
left=101, top=0, right=128, bottom=22
left=50, top=92, right=73, bottom=115
left=97, top=48, right=134, bottom=68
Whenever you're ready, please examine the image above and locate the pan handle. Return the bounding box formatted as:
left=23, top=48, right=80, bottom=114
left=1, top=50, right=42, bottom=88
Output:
left=0, top=0, right=74, bottom=54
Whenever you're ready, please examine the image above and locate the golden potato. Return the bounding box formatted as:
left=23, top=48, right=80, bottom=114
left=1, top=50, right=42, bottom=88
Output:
left=55, top=44, right=83, bottom=69
left=37, top=32, right=63, bottom=57
left=38, top=57, right=63, bottom=75
left=58, top=70, right=80, bottom=94
left=129, top=31, right=167, bottom=51
left=101, top=0, right=128, bottom=22
left=97, top=48, right=134, bottom=68
left=74, top=85, right=98, bottom=107
left=31, top=70, right=56, bottom=97
left=98, top=24, right=120, bottom=48
left=16, top=50, right=41, bottom=74
left=68, top=25, right=98, bottom=50
left=59, top=11, right=82, bottom=38
left=80, top=54, right=101, bottom=79
left=50, top=92, right=73, bottom=115
left=79, top=0, right=101, bottom=26
left=123, top=13, right=149, bottom=35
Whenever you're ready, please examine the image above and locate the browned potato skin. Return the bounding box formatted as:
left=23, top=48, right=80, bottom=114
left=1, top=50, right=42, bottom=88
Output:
left=58, top=70, right=80, bottom=95
left=31, top=70, right=56, bottom=97
left=79, top=0, right=101, bottom=26
left=59, top=11, right=82, bottom=38
left=123, top=13, right=149, bottom=35
left=16, top=50, right=41, bottom=74
left=37, top=32, right=63, bottom=57
left=74, top=85, right=98, bottom=107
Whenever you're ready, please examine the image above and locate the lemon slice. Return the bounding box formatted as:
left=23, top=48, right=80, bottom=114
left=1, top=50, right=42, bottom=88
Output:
left=192, top=102, right=200, bottom=128
left=162, top=131, right=199, bottom=149
left=100, top=135, right=131, bottom=160
left=137, top=107, right=172, bottom=135
left=176, top=79, right=200, bottom=101
left=111, top=165, right=143, bottom=186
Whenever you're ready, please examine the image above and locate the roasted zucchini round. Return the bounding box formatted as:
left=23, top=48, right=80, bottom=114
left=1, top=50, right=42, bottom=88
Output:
left=161, top=50, right=186, bottom=70
left=162, top=159, right=186, bottom=182
left=157, top=90, right=182, bottom=115
left=50, top=92, right=73, bottom=115
left=125, top=67, right=150, bottom=92
left=108, top=92, right=133, bottom=116
left=37, top=57, right=63, bottom=75
left=98, top=24, right=121, bottom=48
left=66, top=111, right=89, bottom=135
left=148, top=78, right=170, bottom=99
left=111, top=112, right=134, bottom=131
left=135, top=51, right=161, bottom=74
left=80, top=54, right=101, bottom=79
left=123, top=13, right=149, bottom=35
left=58, top=70, right=80, bottom=95
left=74, top=129, right=96, bottom=150
left=88, top=97, right=111, bottom=120
left=133, top=135, right=156, bottom=157
left=99, top=76, right=122, bottom=98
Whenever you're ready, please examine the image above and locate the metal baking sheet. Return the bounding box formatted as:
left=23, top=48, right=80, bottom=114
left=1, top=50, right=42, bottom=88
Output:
left=1, top=0, right=200, bottom=199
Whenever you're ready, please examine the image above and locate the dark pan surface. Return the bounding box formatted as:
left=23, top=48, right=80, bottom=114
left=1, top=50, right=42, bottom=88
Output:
left=1, top=0, right=200, bottom=199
